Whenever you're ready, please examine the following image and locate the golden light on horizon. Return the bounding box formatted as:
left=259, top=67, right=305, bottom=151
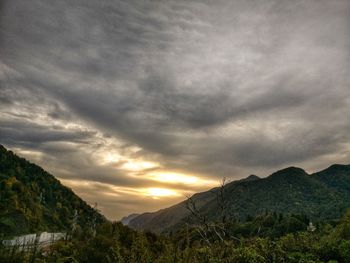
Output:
left=148, top=172, right=218, bottom=187
left=146, top=188, right=180, bottom=199
left=149, top=172, right=198, bottom=184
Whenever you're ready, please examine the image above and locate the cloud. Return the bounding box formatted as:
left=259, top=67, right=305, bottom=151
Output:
left=0, top=0, right=349, bottom=219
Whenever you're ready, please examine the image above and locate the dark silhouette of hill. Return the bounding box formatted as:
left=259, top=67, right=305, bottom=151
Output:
left=128, top=165, right=350, bottom=233
left=0, top=145, right=105, bottom=236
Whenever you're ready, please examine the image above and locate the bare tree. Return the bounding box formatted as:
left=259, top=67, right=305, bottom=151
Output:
left=211, top=177, right=228, bottom=224
left=185, top=178, right=239, bottom=244
left=185, top=195, right=211, bottom=245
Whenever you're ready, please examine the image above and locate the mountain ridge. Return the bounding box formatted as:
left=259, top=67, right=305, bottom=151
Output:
left=0, top=145, right=105, bottom=236
left=127, top=164, right=350, bottom=233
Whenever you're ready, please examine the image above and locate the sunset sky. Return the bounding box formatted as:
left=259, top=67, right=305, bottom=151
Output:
left=1, top=0, right=350, bottom=220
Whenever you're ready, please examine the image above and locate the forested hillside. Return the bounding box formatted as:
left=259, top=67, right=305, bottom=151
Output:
left=0, top=145, right=105, bottom=236
left=129, top=165, right=350, bottom=233
left=1, top=146, right=350, bottom=262
left=2, top=209, right=350, bottom=262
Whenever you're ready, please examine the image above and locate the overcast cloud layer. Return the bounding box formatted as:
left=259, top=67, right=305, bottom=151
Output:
left=1, top=0, right=350, bottom=219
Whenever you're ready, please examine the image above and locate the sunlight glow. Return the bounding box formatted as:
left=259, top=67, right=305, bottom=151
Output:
left=98, top=150, right=158, bottom=172
left=121, top=160, right=159, bottom=171
left=149, top=172, right=199, bottom=184
left=147, top=172, right=218, bottom=187
left=101, top=152, right=122, bottom=164
left=146, top=188, right=179, bottom=199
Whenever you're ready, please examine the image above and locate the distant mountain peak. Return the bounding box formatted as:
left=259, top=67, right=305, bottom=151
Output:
left=242, top=174, right=260, bottom=182
left=324, top=164, right=350, bottom=172
left=270, top=166, right=307, bottom=178
left=121, top=213, right=140, bottom=226
left=127, top=163, right=350, bottom=234
left=314, top=164, right=350, bottom=180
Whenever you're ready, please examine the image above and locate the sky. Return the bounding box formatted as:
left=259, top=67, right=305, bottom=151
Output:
left=0, top=0, right=350, bottom=220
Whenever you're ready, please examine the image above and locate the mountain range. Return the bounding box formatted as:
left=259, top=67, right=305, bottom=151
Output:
left=2, top=144, right=350, bottom=238
left=126, top=164, right=350, bottom=233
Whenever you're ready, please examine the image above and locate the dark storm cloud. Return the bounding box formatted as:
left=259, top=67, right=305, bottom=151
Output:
left=1, top=0, right=350, bottom=218
left=0, top=120, right=95, bottom=146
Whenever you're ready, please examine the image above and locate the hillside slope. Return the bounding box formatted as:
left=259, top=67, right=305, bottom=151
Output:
left=0, top=145, right=105, bottom=236
left=128, top=165, right=350, bottom=233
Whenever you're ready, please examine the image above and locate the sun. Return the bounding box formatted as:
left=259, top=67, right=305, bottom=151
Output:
left=146, top=188, right=179, bottom=199
left=149, top=172, right=198, bottom=184
left=147, top=171, right=217, bottom=187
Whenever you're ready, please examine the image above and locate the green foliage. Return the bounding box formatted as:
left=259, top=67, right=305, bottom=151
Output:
left=130, top=165, right=350, bottom=233
left=2, top=210, right=350, bottom=262
left=0, top=145, right=105, bottom=236
left=1, top=145, right=350, bottom=262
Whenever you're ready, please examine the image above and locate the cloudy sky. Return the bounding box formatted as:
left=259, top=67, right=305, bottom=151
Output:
left=1, top=0, right=349, bottom=220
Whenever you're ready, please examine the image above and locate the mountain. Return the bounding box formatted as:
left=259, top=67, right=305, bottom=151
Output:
left=128, top=174, right=262, bottom=233
left=0, top=145, right=105, bottom=236
left=128, top=165, right=350, bottom=233
left=240, top=174, right=260, bottom=182
left=121, top=213, right=139, bottom=226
